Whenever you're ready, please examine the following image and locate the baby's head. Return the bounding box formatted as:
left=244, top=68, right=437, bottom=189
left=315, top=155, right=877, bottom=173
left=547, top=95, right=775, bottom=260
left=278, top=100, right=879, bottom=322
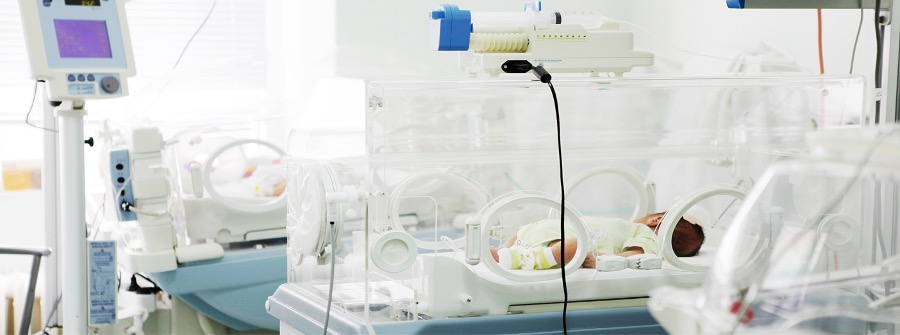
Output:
left=636, top=212, right=705, bottom=257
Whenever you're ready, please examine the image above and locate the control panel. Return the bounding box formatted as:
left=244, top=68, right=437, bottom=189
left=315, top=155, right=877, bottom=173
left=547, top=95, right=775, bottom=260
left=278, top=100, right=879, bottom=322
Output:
left=109, top=149, right=136, bottom=221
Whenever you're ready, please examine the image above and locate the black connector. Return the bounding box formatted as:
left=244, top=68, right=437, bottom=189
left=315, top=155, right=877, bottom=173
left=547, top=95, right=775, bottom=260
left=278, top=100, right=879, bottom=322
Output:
left=532, top=65, right=552, bottom=83
left=501, top=60, right=534, bottom=73
left=500, top=61, right=553, bottom=83
left=126, top=274, right=161, bottom=295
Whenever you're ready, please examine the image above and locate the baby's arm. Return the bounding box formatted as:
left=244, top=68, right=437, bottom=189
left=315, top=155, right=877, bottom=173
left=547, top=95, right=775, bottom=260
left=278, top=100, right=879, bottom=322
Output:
left=502, top=234, right=518, bottom=248
left=616, top=247, right=644, bottom=258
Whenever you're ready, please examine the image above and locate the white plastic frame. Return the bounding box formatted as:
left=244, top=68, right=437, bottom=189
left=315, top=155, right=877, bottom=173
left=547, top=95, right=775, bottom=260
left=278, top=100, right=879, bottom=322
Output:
left=389, top=172, right=491, bottom=250
left=203, top=139, right=287, bottom=213
left=563, top=166, right=653, bottom=222
left=288, top=162, right=342, bottom=259
left=818, top=214, right=859, bottom=251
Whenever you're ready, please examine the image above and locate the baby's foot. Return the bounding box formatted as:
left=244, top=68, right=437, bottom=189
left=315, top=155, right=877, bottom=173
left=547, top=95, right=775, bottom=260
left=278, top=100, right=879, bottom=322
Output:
left=531, top=247, right=558, bottom=270
left=498, top=245, right=533, bottom=270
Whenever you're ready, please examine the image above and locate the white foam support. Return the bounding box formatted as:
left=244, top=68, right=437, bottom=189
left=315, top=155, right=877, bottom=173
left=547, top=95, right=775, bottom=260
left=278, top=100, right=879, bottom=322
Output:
left=595, top=255, right=626, bottom=272
left=175, top=243, right=225, bottom=263
left=627, top=254, right=662, bottom=270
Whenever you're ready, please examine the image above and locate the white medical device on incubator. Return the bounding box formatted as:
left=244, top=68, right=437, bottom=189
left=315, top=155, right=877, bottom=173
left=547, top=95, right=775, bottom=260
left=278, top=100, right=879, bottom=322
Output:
left=650, top=127, right=900, bottom=335
left=430, top=4, right=653, bottom=77
left=266, top=75, right=864, bottom=334
left=18, top=0, right=136, bottom=332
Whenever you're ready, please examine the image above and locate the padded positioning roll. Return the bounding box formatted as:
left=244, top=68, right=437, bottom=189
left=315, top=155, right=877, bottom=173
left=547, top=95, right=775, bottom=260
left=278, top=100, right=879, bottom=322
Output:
left=627, top=254, right=662, bottom=270
left=595, top=255, right=626, bottom=272
left=175, top=243, right=225, bottom=263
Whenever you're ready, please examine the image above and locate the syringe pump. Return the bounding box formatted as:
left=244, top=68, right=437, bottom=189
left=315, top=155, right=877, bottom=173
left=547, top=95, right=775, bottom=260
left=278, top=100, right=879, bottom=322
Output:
left=430, top=4, right=653, bottom=77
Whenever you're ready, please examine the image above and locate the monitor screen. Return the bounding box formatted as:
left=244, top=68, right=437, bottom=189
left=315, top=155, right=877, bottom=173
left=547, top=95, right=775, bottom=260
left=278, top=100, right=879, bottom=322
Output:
left=65, top=0, right=101, bottom=6
left=53, top=19, right=112, bottom=58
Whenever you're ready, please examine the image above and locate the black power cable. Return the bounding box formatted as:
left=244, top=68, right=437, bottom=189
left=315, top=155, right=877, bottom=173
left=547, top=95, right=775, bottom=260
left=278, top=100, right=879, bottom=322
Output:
left=531, top=65, right=569, bottom=335
left=323, top=221, right=338, bottom=335
left=24, top=80, right=58, bottom=133
left=873, top=0, right=885, bottom=123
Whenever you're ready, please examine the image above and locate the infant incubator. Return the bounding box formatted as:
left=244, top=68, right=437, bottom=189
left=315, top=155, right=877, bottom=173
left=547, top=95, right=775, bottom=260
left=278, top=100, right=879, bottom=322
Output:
left=107, top=125, right=288, bottom=331
left=267, top=75, right=864, bottom=334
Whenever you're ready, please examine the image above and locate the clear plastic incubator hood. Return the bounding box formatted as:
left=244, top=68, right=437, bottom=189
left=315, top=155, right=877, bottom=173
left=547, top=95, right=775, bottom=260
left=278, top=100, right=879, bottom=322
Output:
left=267, top=75, right=865, bottom=334
left=650, top=126, right=900, bottom=335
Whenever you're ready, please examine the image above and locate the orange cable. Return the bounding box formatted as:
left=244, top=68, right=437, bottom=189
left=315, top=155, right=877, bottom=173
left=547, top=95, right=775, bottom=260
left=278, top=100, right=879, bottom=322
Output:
left=818, top=8, right=825, bottom=74
left=818, top=8, right=825, bottom=126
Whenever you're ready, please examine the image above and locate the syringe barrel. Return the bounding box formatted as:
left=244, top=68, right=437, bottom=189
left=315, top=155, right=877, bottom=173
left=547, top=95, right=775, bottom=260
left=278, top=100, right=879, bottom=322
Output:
left=556, top=12, right=608, bottom=29
left=471, top=12, right=558, bottom=33
left=471, top=11, right=609, bottom=33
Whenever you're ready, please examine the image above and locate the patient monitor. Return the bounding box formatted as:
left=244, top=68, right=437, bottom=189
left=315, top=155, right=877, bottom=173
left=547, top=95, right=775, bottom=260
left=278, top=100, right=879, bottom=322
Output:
left=18, top=0, right=135, bottom=332
left=19, top=0, right=135, bottom=101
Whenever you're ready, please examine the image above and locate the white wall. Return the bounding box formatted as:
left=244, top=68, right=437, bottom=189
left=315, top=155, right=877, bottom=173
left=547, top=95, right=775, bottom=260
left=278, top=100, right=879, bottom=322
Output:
left=627, top=1, right=879, bottom=78
left=333, top=0, right=881, bottom=83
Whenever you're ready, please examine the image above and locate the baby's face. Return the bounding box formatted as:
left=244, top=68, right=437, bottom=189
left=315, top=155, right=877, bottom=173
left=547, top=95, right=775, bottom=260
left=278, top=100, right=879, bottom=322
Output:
left=636, top=213, right=665, bottom=234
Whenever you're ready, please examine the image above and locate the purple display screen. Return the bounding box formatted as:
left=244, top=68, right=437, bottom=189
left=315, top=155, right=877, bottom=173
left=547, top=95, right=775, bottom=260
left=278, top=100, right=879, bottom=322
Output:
left=53, top=20, right=112, bottom=58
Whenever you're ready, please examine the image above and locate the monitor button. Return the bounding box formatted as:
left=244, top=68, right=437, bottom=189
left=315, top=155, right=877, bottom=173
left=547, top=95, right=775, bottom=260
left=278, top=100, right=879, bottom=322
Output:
left=100, top=76, right=120, bottom=93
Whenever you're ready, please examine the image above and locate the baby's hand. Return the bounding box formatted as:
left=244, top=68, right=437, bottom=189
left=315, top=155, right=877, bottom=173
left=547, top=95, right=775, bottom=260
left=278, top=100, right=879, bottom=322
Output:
left=582, top=252, right=597, bottom=268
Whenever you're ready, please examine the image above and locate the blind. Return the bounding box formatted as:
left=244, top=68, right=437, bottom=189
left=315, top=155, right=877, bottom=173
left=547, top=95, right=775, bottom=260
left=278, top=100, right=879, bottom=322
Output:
left=0, top=1, right=33, bottom=119
left=93, top=0, right=269, bottom=123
